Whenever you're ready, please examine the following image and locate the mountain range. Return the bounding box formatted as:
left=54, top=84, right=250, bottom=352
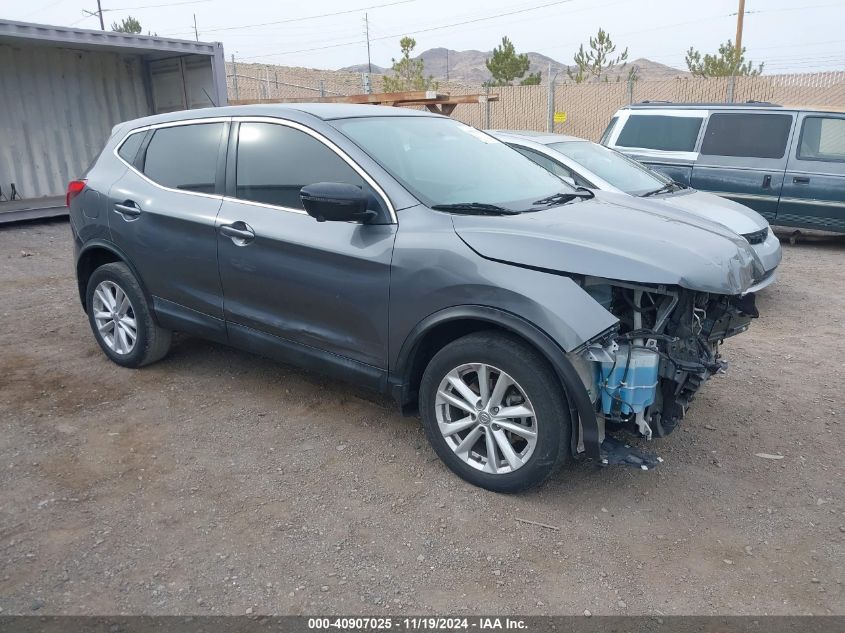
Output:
left=340, top=47, right=688, bottom=84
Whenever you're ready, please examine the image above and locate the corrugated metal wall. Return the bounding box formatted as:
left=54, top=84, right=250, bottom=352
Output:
left=0, top=44, right=152, bottom=199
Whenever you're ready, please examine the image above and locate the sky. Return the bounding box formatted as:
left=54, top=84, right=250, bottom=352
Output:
left=4, top=0, right=845, bottom=74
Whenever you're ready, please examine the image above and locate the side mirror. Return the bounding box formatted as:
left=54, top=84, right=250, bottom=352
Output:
left=300, top=182, right=377, bottom=223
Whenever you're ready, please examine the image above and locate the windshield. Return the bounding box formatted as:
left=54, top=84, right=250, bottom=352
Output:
left=333, top=116, right=574, bottom=210
left=549, top=141, right=669, bottom=195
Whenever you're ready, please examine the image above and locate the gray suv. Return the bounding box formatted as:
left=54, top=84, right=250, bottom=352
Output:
left=69, top=104, right=767, bottom=492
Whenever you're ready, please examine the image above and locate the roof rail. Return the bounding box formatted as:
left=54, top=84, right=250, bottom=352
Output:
left=629, top=101, right=783, bottom=108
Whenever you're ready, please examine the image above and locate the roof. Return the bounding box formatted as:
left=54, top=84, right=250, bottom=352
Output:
left=487, top=129, right=587, bottom=144
left=113, top=102, right=440, bottom=133
left=625, top=101, right=783, bottom=109
left=0, top=18, right=221, bottom=58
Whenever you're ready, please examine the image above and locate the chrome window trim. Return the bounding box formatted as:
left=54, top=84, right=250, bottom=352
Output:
left=226, top=116, right=397, bottom=223
left=112, top=117, right=231, bottom=201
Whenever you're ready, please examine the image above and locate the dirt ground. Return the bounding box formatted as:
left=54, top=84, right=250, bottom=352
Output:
left=0, top=219, right=843, bottom=616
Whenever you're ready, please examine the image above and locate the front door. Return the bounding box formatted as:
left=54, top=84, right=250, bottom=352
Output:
left=778, top=112, right=845, bottom=232
left=216, top=120, right=396, bottom=385
left=690, top=111, right=794, bottom=222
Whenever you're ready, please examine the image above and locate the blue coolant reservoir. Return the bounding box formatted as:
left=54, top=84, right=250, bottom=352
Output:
left=596, top=344, right=660, bottom=416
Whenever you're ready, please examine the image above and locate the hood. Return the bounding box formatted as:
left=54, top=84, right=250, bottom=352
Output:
left=643, top=189, right=769, bottom=235
left=451, top=192, right=766, bottom=295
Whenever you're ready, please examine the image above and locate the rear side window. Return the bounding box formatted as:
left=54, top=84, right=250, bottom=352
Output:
left=616, top=115, right=703, bottom=152
left=701, top=113, right=792, bottom=159
left=798, top=116, right=845, bottom=162
left=142, top=123, right=225, bottom=193
left=118, top=132, right=144, bottom=164
left=235, top=122, right=370, bottom=210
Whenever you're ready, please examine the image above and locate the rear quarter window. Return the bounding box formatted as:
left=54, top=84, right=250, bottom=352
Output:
left=117, top=132, right=145, bottom=165
left=616, top=114, right=703, bottom=152
left=700, top=113, right=793, bottom=159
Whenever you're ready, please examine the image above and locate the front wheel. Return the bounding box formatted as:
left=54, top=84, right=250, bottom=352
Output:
left=419, top=331, right=571, bottom=493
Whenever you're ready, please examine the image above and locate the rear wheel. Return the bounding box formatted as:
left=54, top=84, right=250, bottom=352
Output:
left=419, top=331, right=570, bottom=492
left=85, top=262, right=171, bottom=368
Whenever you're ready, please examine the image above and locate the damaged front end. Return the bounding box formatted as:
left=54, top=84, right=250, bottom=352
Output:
left=570, top=277, right=759, bottom=469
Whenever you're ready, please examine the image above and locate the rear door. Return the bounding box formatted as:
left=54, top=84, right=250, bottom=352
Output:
left=690, top=111, right=794, bottom=222
left=778, top=112, right=845, bottom=231
left=108, top=119, right=229, bottom=341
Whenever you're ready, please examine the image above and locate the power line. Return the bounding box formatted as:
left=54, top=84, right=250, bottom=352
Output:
left=160, top=0, right=415, bottom=36
left=105, top=0, right=209, bottom=11
left=240, top=0, right=575, bottom=61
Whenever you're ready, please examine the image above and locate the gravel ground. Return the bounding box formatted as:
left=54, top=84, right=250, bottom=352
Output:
left=0, top=219, right=843, bottom=616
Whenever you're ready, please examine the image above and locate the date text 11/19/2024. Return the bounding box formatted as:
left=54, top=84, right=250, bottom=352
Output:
left=307, top=617, right=529, bottom=630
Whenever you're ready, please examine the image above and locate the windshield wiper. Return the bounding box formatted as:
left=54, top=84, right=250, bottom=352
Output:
left=430, top=202, right=520, bottom=215
left=532, top=188, right=594, bottom=206
left=642, top=181, right=683, bottom=197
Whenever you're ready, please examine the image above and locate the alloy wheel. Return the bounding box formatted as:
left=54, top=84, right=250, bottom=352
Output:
left=92, top=280, right=137, bottom=355
left=434, top=363, right=538, bottom=474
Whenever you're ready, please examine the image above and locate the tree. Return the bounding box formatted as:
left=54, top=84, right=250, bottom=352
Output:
left=383, top=37, right=437, bottom=92
left=485, top=36, right=541, bottom=86
left=111, top=16, right=142, bottom=33
left=685, top=40, right=763, bottom=77
left=567, top=28, right=628, bottom=83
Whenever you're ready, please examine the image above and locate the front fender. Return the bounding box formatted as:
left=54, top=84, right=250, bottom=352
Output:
left=390, top=304, right=605, bottom=460
left=388, top=206, right=619, bottom=460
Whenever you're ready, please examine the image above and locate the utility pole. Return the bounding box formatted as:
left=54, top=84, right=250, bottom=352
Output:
left=193, top=14, right=199, bottom=41
left=83, top=0, right=106, bottom=29
left=728, top=0, right=745, bottom=104
left=734, top=0, right=746, bottom=57
left=364, top=13, right=372, bottom=74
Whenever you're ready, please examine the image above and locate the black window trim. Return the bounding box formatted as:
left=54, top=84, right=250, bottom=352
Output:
left=224, top=116, right=396, bottom=223
left=796, top=114, right=845, bottom=164
left=112, top=117, right=231, bottom=201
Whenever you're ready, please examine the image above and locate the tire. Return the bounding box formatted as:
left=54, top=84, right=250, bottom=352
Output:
left=85, top=262, right=171, bottom=368
left=419, top=331, right=570, bottom=493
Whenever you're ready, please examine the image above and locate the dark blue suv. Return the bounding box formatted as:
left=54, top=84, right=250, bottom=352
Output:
left=603, top=103, right=845, bottom=233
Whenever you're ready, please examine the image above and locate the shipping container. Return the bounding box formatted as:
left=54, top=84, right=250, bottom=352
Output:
left=0, top=19, right=227, bottom=223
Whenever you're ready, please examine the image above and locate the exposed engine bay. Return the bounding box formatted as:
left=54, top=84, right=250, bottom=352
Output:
left=571, top=276, right=759, bottom=468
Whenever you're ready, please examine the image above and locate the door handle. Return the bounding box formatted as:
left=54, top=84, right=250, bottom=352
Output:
left=114, top=201, right=141, bottom=218
left=793, top=176, right=811, bottom=184
left=762, top=174, right=772, bottom=188
left=219, top=222, right=255, bottom=244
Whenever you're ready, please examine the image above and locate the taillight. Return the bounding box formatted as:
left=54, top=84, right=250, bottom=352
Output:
left=66, top=179, right=87, bottom=207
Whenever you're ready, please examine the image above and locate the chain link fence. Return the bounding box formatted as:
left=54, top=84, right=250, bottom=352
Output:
left=226, top=64, right=845, bottom=141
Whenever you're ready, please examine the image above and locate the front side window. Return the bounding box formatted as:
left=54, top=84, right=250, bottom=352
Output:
left=235, top=122, right=370, bottom=210
left=700, top=113, right=792, bottom=159
left=333, top=116, right=572, bottom=209
left=550, top=141, right=668, bottom=195
left=798, top=116, right=845, bottom=162
left=142, top=123, right=224, bottom=193
left=616, top=114, right=704, bottom=152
